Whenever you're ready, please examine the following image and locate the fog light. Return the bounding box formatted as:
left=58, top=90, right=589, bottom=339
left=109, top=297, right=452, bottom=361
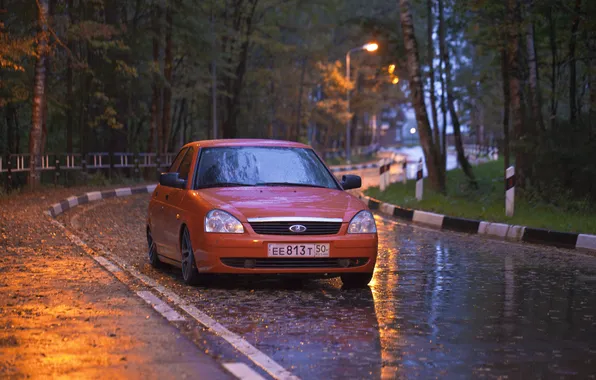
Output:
left=338, top=259, right=350, bottom=268
left=244, top=259, right=256, bottom=269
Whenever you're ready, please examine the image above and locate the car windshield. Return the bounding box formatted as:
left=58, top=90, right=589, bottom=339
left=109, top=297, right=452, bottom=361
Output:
left=195, top=146, right=339, bottom=189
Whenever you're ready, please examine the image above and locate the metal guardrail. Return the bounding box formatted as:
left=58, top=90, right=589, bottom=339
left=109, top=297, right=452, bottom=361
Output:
left=321, top=144, right=380, bottom=160
left=0, top=152, right=177, bottom=189
left=1, top=145, right=497, bottom=189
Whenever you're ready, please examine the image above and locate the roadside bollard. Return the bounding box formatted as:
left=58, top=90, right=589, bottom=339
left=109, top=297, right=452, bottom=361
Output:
left=402, top=160, right=407, bottom=184
left=384, top=159, right=391, bottom=187
left=379, top=159, right=387, bottom=192
left=415, top=158, right=423, bottom=201
left=506, top=166, right=515, bottom=217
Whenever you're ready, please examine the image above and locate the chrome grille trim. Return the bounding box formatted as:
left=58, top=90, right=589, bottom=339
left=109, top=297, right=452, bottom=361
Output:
left=247, top=216, right=343, bottom=223
left=249, top=221, right=342, bottom=235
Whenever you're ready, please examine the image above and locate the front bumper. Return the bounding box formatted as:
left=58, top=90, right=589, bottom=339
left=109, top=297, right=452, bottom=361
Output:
left=193, top=227, right=378, bottom=274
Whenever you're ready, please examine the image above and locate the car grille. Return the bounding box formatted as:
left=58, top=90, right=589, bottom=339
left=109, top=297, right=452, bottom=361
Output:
left=221, top=258, right=369, bottom=269
left=249, top=222, right=342, bottom=235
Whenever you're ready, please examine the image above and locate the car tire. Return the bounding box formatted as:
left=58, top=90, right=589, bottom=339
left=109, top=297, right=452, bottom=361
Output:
left=147, top=228, right=162, bottom=268
left=341, top=272, right=373, bottom=288
left=180, top=227, right=201, bottom=286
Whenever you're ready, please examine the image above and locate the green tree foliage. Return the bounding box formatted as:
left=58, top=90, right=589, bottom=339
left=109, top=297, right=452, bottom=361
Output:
left=0, top=0, right=593, bottom=201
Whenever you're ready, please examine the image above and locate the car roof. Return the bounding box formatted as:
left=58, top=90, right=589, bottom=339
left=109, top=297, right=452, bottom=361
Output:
left=182, top=139, right=312, bottom=150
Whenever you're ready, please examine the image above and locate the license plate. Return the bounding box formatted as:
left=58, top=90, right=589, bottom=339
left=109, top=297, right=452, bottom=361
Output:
left=267, top=243, right=330, bottom=257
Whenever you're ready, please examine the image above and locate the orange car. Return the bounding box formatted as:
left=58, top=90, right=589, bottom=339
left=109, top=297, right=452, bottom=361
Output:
left=146, top=139, right=378, bottom=287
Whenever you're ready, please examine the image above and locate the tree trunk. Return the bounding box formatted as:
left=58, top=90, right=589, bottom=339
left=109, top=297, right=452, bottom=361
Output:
left=507, top=0, right=526, bottom=188
left=439, top=0, right=476, bottom=186
left=427, top=0, right=440, bottom=149
left=525, top=2, right=545, bottom=133
left=295, top=57, right=307, bottom=142
left=66, top=0, right=74, bottom=153
left=28, top=0, right=49, bottom=190
left=569, top=0, right=581, bottom=126
left=171, top=98, right=186, bottom=149
left=41, top=0, right=55, bottom=156
left=14, top=109, right=20, bottom=154
left=161, top=1, right=173, bottom=153
left=590, top=40, right=596, bottom=132
left=399, top=0, right=446, bottom=193
left=438, top=36, right=447, bottom=169
left=501, top=48, right=511, bottom=173
left=222, top=0, right=258, bottom=139
left=5, top=105, right=15, bottom=154
left=148, top=4, right=161, bottom=153
left=548, top=7, right=557, bottom=130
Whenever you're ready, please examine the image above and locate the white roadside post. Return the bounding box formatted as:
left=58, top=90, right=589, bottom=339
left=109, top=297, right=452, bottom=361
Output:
left=379, top=159, right=386, bottom=192
left=415, top=158, right=423, bottom=201
left=385, top=159, right=392, bottom=186
left=506, top=166, right=515, bottom=217
left=402, top=160, right=407, bottom=184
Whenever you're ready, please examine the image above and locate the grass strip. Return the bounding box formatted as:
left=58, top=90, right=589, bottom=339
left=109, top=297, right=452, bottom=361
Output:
left=365, top=159, right=596, bottom=235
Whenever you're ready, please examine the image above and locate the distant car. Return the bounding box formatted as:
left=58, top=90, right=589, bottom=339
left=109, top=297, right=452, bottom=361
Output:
left=146, top=139, right=378, bottom=287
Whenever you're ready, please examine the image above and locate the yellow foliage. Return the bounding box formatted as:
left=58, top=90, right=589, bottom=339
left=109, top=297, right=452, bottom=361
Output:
left=0, top=25, right=36, bottom=72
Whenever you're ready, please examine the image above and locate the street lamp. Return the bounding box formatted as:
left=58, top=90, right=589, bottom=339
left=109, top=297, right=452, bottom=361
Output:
left=346, top=42, right=378, bottom=163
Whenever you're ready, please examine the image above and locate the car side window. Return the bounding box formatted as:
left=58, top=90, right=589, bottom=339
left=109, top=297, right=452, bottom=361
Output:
left=168, top=148, right=188, bottom=173
left=177, top=147, right=195, bottom=181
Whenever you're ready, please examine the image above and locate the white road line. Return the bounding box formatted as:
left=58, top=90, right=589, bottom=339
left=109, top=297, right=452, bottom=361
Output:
left=136, top=290, right=186, bottom=322
left=94, top=256, right=121, bottom=273
left=223, top=362, right=266, bottom=380
left=47, top=216, right=299, bottom=380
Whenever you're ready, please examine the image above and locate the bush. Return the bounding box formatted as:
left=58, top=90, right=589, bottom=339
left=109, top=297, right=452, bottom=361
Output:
left=526, top=119, right=596, bottom=207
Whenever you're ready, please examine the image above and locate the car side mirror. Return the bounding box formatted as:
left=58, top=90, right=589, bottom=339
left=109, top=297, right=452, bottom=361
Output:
left=341, top=174, right=361, bottom=190
left=159, top=172, right=187, bottom=189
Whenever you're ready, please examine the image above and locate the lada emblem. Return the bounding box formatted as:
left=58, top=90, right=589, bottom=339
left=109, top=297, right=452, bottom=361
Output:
left=289, top=224, right=307, bottom=233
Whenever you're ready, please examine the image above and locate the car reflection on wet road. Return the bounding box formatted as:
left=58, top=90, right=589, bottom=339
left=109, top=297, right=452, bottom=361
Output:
left=61, top=195, right=596, bottom=379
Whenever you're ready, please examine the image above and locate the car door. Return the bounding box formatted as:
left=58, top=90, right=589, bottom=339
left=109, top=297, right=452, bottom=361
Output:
left=161, top=146, right=196, bottom=260
left=150, top=148, right=188, bottom=256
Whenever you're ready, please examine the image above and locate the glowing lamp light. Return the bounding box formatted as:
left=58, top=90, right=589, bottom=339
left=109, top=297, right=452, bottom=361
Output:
left=392, top=77, right=399, bottom=84
left=410, top=128, right=417, bottom=134
left=388, top=64, right=395, bottom=74
left=364, top=43, right=378, bottom=52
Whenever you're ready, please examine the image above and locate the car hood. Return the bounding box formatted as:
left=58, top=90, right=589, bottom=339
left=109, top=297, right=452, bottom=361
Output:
left=194, top=186, right=365, bottom=222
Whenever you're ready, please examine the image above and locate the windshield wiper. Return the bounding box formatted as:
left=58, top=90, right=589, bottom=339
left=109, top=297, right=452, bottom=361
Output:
left=256, top=182, right=328, bottom=188
left=197, top=182, right=255, bottom=189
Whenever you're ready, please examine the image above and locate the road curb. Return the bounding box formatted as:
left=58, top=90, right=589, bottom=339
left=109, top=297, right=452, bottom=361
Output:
left=358, top=194, right=596, bottom=253
left=47, top=184, right=157, bottom=218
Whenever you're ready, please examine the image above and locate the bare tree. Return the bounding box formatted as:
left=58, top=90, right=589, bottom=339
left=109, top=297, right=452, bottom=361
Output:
left=28, top=0, right=49, bottom=190
left=439, top=0, right=476, bottom=186
left=427, top=0, right=440, bottom=150
left=399, top=0, right=446, bottom=193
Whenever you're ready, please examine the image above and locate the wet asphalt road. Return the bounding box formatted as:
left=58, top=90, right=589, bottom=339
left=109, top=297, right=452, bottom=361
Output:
left=60, top=195, right=596, bottom=379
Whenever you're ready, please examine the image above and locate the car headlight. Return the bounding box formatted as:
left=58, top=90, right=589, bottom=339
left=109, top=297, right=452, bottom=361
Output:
left=205, top=210, right=244, bottom=233
left=348, top=210, right=377, bottom=234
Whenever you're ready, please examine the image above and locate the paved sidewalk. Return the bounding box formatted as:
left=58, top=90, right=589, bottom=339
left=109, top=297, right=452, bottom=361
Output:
left=0, top=188, right=231, bottom=379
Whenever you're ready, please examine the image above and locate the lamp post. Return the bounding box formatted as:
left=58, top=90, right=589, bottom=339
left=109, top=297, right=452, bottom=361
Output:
left=345, top=42, right=378, bottom=163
